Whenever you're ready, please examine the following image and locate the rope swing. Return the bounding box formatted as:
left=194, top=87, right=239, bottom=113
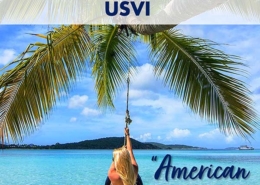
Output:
left=124, top=61, right=132, bottom=146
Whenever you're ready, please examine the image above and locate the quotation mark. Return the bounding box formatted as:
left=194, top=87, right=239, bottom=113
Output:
left=151, top=156, right=157, bottom=161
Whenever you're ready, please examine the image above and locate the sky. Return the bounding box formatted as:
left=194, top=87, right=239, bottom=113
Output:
left=0, top=25, right=260, bottom=149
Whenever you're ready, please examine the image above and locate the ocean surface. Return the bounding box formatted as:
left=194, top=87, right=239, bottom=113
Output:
left=0, top=149, right=259, bottom=185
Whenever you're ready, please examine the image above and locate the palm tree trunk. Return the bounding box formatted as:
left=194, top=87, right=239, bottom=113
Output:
left=128, top=0, right=228, bottom=35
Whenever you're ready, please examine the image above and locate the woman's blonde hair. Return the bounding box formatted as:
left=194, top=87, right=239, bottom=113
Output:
left=113, top=146, right=136, bottom=185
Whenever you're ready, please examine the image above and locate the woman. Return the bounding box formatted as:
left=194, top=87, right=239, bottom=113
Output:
left=106, top=128, right=139, bottom=185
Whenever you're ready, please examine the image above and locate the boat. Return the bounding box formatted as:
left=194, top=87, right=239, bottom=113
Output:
left=238, top=145, right=254, bottom=150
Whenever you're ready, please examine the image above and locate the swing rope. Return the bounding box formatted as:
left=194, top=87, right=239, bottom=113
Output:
left=124, top=61, right=132, bottom=146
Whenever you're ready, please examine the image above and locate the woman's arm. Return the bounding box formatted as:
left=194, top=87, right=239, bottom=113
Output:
left=125, top=128, right=138, bottom=169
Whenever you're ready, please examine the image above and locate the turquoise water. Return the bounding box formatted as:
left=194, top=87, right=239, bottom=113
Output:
left=0, top=149, right=259, bottom=185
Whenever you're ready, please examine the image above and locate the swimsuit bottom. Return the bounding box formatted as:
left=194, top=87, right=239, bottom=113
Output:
left=105, top=174, right=143, bottom=185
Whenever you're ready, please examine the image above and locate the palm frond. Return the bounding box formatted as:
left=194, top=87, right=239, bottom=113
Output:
left=218, top=0, right=260, bottom=20
left=0, top=0, right=46, bottom=23
left=149, top=30, right=259, bottom=138
left=90, top=25, right=136, bottom=109
left=0, top=25, right=91, bottom=142
left=139, top=34, right=158, bottom=51
left=0, top=0, right=103, bottom=24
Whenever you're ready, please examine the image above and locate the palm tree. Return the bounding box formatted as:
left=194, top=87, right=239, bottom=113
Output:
left=0, top=24, right=258, bottom=143
left=1, top=0, right=260, bottom=142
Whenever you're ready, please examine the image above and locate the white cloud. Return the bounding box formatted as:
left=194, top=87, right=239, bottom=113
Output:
left=81, top=107, right=100, bottom=116
left=70, top=117, right=77, bottom=122
left=157, top=136, right=161, bottom=140
left=131, top=95, right=184, bottom=115
left=199, top=129, right=235, bottom=144
left=0, top=49, right=16, bottom=65
left=199, top=129, right=219, bottom=139
left=131, top=63, right=163, bottom=92
left=225, top=135, right=234, bottom=143
left=167, top=128, right=191, bottom=139
left=137, top=133, right=152, bottom=142
left=127, top=89, right=158, bottom=100
left=68, top=95, right=88, bottom=108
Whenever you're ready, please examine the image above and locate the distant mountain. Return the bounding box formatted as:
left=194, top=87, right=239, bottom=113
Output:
left=49, top=137, right=159, bottom=149
left=146, top=142, right=207, bottom=150
left=3, top=137, right=206, bottom=150
left=3, top=137, right=159, bottom=150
